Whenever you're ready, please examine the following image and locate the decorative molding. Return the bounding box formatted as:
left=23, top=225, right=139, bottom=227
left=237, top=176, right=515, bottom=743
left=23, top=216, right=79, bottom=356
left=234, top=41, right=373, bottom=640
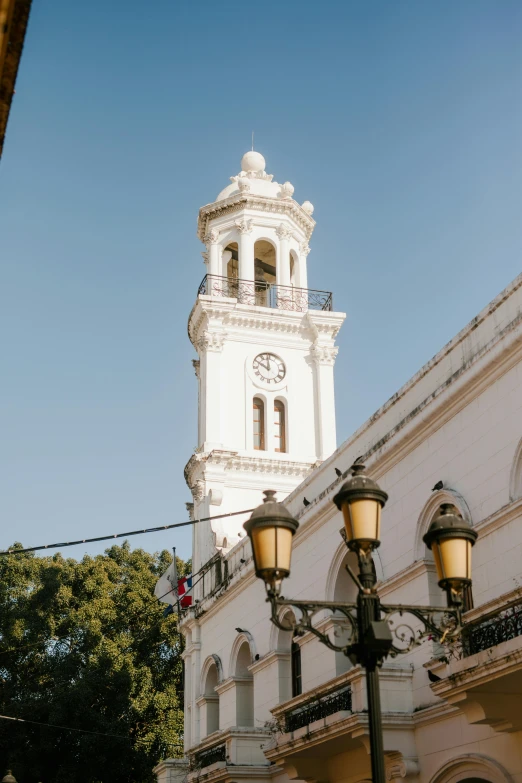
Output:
left=197, top=331, right=225, bottom=352
left=310, top=344, right=338, bottom=366
left=197, top=193, right=316, bottom=243
left=204, top=228, right=220, bottom=245
left=237, top=176, right=250, bottom=193
left=299, top=241, right=311, bottom=256
left=184, top=448, right=316, bottom=490
left=386, top=756, right=419, bottom=781
left=191, top=481, right=205, bottom=504
left=248, top=650, right=290, bottom=675
left=201, top=251, right=209, bottom=264
left=208, top=488, right=223, bottom=506
left=428, top=754, right=515, bottom=783
left=235, top=217, right=253, bottom=234
left=275, top=222, right=294, bottom=240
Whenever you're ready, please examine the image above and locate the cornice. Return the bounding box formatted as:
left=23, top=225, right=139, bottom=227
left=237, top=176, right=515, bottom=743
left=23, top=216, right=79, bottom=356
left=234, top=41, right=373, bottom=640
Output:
left=188, top=297, right=312, bottom=348
left=185, top=449, right=316, bottom=488
left=248, top=650, right=290, bottom=675
left=264, top=710, right=414, bottom=762
left=411, top=701, right=460, bottom=727
left=197, top=194, right=315, bottom=242
left=474, top=497, right=522, bottom=541
left=215, top=676, right=252, bottom=696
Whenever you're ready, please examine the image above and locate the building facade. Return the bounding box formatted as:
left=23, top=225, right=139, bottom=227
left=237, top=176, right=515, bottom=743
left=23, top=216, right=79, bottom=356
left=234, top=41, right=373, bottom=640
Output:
left=155, top=153, right=522, bottom=783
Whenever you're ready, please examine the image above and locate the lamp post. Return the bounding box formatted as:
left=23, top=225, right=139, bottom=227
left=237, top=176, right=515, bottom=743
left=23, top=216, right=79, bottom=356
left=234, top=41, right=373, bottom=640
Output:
left=244, top=464, right=477, bottom=783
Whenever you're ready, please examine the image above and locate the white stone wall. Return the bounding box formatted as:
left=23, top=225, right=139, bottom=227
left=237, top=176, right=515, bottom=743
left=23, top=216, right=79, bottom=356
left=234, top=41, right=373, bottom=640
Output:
left=180, top=273, right=522, bottom=783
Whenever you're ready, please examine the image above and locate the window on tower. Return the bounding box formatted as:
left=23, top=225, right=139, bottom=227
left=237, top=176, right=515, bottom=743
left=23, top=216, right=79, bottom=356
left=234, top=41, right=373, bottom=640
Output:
left=253, top=397, right=265, bottom=450
left=274, top=400, right=286, bottom=453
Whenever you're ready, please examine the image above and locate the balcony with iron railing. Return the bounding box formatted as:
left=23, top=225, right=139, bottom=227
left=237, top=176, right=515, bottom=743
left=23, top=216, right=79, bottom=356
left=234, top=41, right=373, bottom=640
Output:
left=427, top=587, right=522, bottom=733
left=187, top=727, right=273, bottom=779
left=265, top=664, right=413, bottom=772
left=282, top=684, right=352, bottom=733
left=198, top=274, right=333, bottom=312
left=462, top=599, right=522, bottom=657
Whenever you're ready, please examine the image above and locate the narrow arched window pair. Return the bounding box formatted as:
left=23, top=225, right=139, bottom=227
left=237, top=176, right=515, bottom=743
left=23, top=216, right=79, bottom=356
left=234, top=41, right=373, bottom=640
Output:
left=253, top=398, right=286, bottom=452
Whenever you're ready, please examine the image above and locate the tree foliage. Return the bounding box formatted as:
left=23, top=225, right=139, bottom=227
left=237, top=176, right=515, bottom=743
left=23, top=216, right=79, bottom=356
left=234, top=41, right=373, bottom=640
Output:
left=0, top=542, right=187, bottom=783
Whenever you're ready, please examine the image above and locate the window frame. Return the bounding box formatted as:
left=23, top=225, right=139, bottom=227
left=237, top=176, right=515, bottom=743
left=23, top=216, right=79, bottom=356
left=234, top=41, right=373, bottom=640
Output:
left=274, top=399, right=286, bottom=453
left=253, top=396, right=265, bottom=451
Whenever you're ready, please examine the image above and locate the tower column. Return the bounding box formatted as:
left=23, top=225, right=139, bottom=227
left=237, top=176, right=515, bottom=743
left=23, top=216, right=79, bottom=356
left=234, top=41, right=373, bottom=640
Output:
left=299, top=241, right=310, bottom=290
left=276, top=223, right=293, bottom=287
left=311, top=344, right=339, bottom=460
left=198, top=331, right=225, bottom=449
left=236, top=219, right=254, bottom=281
left=205, top=229, right=221, bottom=278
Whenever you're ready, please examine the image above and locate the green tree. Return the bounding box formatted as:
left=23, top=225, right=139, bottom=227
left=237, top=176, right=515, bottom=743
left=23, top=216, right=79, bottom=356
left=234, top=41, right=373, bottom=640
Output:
left=0, top=542, right=187, bottom=783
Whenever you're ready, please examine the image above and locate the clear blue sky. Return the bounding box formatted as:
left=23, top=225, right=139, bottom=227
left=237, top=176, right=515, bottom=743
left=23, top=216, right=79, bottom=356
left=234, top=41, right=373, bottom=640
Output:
left=1, top=0, right=521, bottom=563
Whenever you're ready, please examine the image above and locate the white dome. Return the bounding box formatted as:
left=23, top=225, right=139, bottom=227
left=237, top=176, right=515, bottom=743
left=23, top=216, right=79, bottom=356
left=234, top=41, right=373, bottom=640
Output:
left=241, top=150, right=266, bottom=173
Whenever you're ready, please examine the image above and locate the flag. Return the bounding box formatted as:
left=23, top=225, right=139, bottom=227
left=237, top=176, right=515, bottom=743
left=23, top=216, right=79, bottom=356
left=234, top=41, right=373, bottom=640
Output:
left=154, top=552, right=178, bottom=607
left=178, top=575, right=193, bottom=608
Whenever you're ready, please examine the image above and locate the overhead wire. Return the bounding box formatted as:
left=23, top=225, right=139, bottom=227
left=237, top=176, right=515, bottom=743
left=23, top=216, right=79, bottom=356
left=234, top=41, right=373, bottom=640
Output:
left=0, top=713, right=184, bottom=748
left=0, top=507, right=254, bottom=556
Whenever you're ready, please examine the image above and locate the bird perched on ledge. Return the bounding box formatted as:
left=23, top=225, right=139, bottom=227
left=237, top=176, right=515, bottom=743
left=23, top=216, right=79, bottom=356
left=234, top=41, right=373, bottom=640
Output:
left=303, top=497, right=311, bottom=506
left=432, top=480, right=444, bottom=491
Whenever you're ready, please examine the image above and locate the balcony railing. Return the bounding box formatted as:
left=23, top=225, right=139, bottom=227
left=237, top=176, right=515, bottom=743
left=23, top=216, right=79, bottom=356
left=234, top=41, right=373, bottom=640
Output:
left=462, top=601, right=522, bottom=657
left=192, top=743, right=226, bottom=769
left=198, top=274, right=333, bottom=312
left=283, top=685, right=352, bottom=732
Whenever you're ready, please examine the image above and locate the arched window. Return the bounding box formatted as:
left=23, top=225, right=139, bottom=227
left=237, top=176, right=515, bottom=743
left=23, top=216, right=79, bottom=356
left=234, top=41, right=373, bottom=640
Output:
left=291, top=634, right=302, bottom=697
left=203, top=661, right=219, bottom=735
left=253, top=397, right=265, bottom=450
left=234, top=641, right=254, bottom=726
left=274, top=400, right=286, bottom=453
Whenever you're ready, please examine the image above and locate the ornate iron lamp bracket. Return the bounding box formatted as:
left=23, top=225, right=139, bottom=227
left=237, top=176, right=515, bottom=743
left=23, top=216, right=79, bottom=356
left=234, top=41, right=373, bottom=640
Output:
left=268, top=595, right=462, bottom=659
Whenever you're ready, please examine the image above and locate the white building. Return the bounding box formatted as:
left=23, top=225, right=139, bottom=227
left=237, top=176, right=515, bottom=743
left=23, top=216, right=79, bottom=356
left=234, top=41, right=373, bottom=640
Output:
left=155, top=151, right=522, bottom=783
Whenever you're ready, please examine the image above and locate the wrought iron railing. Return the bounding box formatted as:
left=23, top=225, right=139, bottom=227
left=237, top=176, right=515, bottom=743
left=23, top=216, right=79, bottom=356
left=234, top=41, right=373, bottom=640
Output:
left=462, top=602, right=522, bottom=657
left=198, top=274, right=333, bottom=312
left=192, top=743, right=226, bottom=769
left=283, top=685, right=352, bottom=732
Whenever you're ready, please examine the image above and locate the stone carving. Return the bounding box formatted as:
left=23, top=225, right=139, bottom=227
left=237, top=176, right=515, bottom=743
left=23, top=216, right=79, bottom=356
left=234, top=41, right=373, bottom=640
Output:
left=299, top=241, right=311, bottom=256
left=191, top=481, right=205, bottom=504
left=279, top=181, right=295, bottom=200
left=237, top=176, right=250, bottom=193
left=209, top=488, right=223, bottom=506
left=311, top=344, right=338, bottom=366
left=197, top=331, right=225, bottom=352
left=201, top=251, right=209, bottom=264
left=276, top=223, right=294, bottom=240
left=198, top=197, right=314, bottom=243
left=386, top=758, right=419, bottom=780
left=204, top=228, right=220, bottom=244
left=192, top=359, right=200, bottom=378
left=235, top=217, right=253, bottom=234
left=185, top=502, right=194, bottom=521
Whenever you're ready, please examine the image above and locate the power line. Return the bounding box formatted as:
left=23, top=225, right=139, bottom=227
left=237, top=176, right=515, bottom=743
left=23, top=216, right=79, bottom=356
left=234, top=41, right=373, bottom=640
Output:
left=0, top=713, right=184, bottom=747
left=0, top=507, right=254, bottom=556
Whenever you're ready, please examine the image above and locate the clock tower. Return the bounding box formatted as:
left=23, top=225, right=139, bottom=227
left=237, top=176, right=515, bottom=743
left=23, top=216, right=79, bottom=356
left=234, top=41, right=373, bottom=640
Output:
left=185, top=151, right=345, bottom=574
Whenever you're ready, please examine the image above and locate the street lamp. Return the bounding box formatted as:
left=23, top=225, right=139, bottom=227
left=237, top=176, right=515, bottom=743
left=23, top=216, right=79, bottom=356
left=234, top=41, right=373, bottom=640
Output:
left=244, top=465, right=478, bottom=783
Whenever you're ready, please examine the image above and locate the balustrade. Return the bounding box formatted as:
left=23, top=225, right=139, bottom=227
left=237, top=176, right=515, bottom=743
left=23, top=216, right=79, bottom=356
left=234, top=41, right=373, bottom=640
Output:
left=198, top=274, right=333, bottom=312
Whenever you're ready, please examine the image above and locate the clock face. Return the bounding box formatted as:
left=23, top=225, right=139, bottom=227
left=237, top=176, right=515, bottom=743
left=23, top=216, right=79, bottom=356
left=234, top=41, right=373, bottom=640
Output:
left=253, top=353, right=286, bottom=384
